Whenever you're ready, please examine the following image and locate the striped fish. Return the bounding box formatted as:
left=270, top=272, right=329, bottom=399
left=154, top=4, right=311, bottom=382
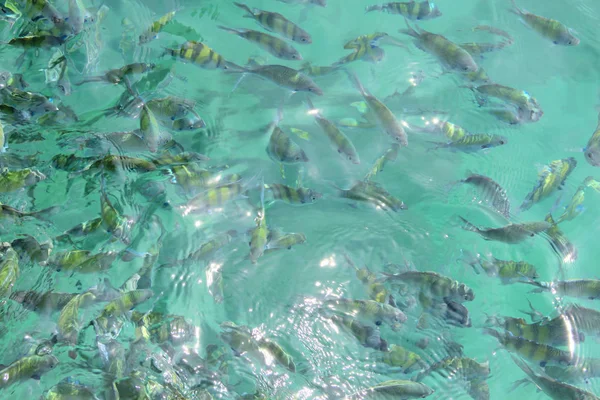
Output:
left=366, top=1, right=441, bottom=20
left=264, top=183, right=321, bottom=204
left=139, top=11, right=176, bottom=44
left=234, top=2, right=312, bottom=44
left=219, top=26, right=302, bottom=60
left=458, top=173, right=510, bottom=217
left=428, top=133, right=507, bottom=152
left=163, top=41, right=236, bottom=70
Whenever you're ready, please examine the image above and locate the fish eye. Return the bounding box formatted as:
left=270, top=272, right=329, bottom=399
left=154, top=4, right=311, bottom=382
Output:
left=568, top=41, right=572, bottom=45
left=312, top=196, right=317, bottom=201
left=375, top=320, right=382, bottom=326
left=530, top=233, right=535, bottom=237
left=295, top=156, right=301, bottom=161
left=348, top=156, right=352, bottom=160
left=301, top=37, right=307, bottom=42
left=337, top=149, right=342, bottom=153
left=553, top=41, right=559, bottom=45
left=499, top=140, right=505, bottom=145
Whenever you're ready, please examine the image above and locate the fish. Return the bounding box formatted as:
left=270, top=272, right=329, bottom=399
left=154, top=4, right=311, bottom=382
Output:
left=327, top=314, right=387, bottom=350
left=459, top=173, right=511, bottom=218
left=132, top=310, right=195, bottom=345
left=544, top=213, right=578, bottom=264
left=139, top=11, right=176, bottom=44
left=487, top=314, right=583, bottom=347
left=299, top=62, right=338, bottom=77
left=278, top=0, right=326, bottom=6
left=100, top=175, right=132, bottom=244
left=75, top=63, right=155, bottom=85
left=0, top=202, right=59, bottom=223
left=10, top=235, right=52, bottom=264
left=139, top=104, right=169, bottom=153
left=460, top=40, right=513, bottom=58
left=401, top=20, right=478, bottom=72
left=381, top=271, right=474, bottom=302
left=12, top=0, right=63, bottom=23
left=364, top=144, right=400, bottom=181
left=306, top=97, right=360, bottom=164
left=468, top=380, right=490, bottom=400
left=472, top=84, right=542, bottom=122
left=249, top=181, right=269, bottom=264
left=345, top=255, right=389, bottom=303
left=264, top=183, right=322, bottom=204
left=510, top=0, right=579, bottom=46
left=145, top=96, right=197, bottom=122
left=584, top=113, right=600, bottom=166
left=414, top=357, right=490, bottom=382
left=379, top=344, right=425, bottom=372
left=458, top=217, right=550, bottom=244
left=5, top=35, right=65, bottom=49
left=347, top=71, right=408, bottom=145
left=334, top=44, right=386, bottom=66
left=0, top=354, right=58, bottom=389
left=525, top=278, right=600, bottom=300
left=484, top=328, right=573, bottom=367
left=477, top=257, right=539, bottom=284
left=520, top=158, right=577, bottom=211
left=93, top=289, right=154, bottom=335
left=336, top=180, right=407, bottom=211
left=366, top=1, right=442, bottom=20
left=49, top=250, right=117, bottom=273
left=219, top=26, right=303, bottom=60
left=233, top=64, right=323, bottom=95
left=0, top=87, right=58, bottom=116
left=322, top=297, right=407, bottom=329
left=233, top=2, right=312, bottom=44
left=428, top=133, right=507, bottom=152
left=42, top=381, right=99, bottom=399
left=510, top=355, right=599, bottom=399
left=0, top=243, right=19, bottom=298
left=556, top=178, right=595, bottom=223
left=163, top=41, right=236, bottom=70
left=266, top=120, right=309, bottom=164
left=179, top=180, right=249, bottom=215
left=10, top=290, right=75, bottom=314
left=57, top=291, right=97, bottom=345
left=408, top=119, right=469, bottom=141
left=348, top=380, right=434, bottom=399
left=264, top=231, right=307, bottom=252
left=257, top=337, right=296, bottom=372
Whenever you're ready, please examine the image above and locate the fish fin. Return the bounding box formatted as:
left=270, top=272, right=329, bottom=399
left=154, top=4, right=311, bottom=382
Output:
left=399, top=17, right=419, bottom=38
left=233, top=2, right=255, bottom=17
left=345, top=69, right=369, bottom=97
left=458, top=216, right=480, bottom=233
left=508, top=0, right=524, bottom=16
left=365, top=5, right=382, bottom=13
left=508, top=377, right=531, bottom=393
left=217, top=25, right=243, bottom=35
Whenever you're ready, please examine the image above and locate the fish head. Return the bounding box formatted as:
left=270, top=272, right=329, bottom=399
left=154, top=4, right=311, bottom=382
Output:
left=25, top=170, right=46, bottom=186
left=139, top=32, right=158, bottom=44
left=584, top=145, right=600, bottom=166
left=456, top=55, right=479, bottom=73
left=303, top=83, right=323, bottom=96
left=489, top=135, right=508, bottom=148
left=428, top=2, right=442, bottom=17
left=284, top=48, right=303, bottom=61
left=295, top=32, right=312, bottom=44
left=555, top=30, right=580, bottom=46
left=458, top=283, right=475, bottom=301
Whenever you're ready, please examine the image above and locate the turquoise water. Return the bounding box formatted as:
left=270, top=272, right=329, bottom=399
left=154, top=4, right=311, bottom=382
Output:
left=1, top=0, right=600, bottom=398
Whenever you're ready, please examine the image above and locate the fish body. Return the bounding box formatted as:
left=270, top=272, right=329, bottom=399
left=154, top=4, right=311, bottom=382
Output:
left=0, top=244, right=19, bottom=298
left=76, top=63, right=155, bottom=85
left=349, top=380, right=434, bottom=399
left=257, top=338, right=296, bottom=372
left=366, top=1, right=442, bottom=20
left=510, top=0, right=579, bottom=46
left=94, top=289, right=154, bottom=335
left=521, top=158, right=577, bottom=210
left=584, top=114, right=600, bottom=166
left=89, top=155, right=157, bottom=174
left=43, top=381, right=99, bottom=399
left=133, top=311, right=195, bottom=345
left=278, top=0, right=326, bottom=5
left=10, top=290, right=75, bottom=314
left=60, top=217, right=103, bottom=238
left=233, top=2, right=312, bottom=44
left=146, top=96, right=196, bottom=122
left=511, top=355, right=599, bottom=400
left=478, top=258, right=538, bottom=284
left=557, top=182, right=588, bottom=223
left=328, top=314, right=387, bottom=350
left=401, top=22, right=478, bottom=72
left=307, top=98, right=359, bottom=164
left=529, top=279, right=600, bottom=300
left=322, top=298, right=407, bottom=329
left=181, top=181, right=246, bottom=215
left=561, top=304, right=600, bottom=337
left=140, top=105, right=169, bottom=153
left=0, top=87, right=57, bottom=116
left=299, top=62, right=338, bottom=77
left=139, top=11, right=176, bottom=44
left=343, top=32, right=390, bottom=49
left=241, top=64, right=323, bottom=95
left=57, top=291, right=96, bottom=344
left=265, top=232, right=306, bottom=252
left=460, top=40, right=512, bottom=57
left=473, top=84, right=542, bottom=121
left=12, top=0, right=63, bottom=23
left=266, top=124, right=309, bottom=164
left=430, top=133, right=506, bottom=152
left=0, top=354, right=58, bottom=389
left=219, top=26, right=302, bottom=60
left=335, top=44, right=386, bottom=66
left=414, top=357, right=490, bottom=382
left=249, top=182, right=268, bottom=264
left=348, top=72, right=408, bottom=145
left=364, top=144, right=400, bottom=181
left=100, top=180, right=131, bottom=244
left=265, top=183, right=321, bottom=204
left=544, top=213, right=577, bottom=263
left=338, top=180, right=406, bottom=211
left=461, top=173, right=511, bottom=218
left=484, top=328, right=573, bottom=367
left=491, top=315, right=583, bottom=347
left=380, top=344, right=424, bottom=372
left=164, top=41, right=232, bottom=70
left=382, top=271, right=474, bottom=302
left=459, top=217, right=550, bottom=244
left=6, top=35, right=64, bottom=49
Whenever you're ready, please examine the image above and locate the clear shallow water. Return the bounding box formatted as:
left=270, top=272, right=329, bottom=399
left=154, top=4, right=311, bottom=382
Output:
left=1, top=0, right=600, bottom=398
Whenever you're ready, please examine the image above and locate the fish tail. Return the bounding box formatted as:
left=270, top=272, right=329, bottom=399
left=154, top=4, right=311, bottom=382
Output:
left=345, top=69, right=367, bottom=97
left=365, top=5, right=382, bottom=13
left=305, top=96, right=317, bottom=114
left=217, top=25, right=243, bottom=35
left=510, top=355, right=537, bottom=381
left=399, top=17, right=419, bottom=38
left=458, top=216, right=480, bottom=233
left=74, top=76, right=103, bottom=85
left=508, top=0, right=523, bottom=16
left=234, top=2, right=255, bottom=17
left=29, top=205, right=62, bottom=222
left=482, top=327, right=501, bottom=340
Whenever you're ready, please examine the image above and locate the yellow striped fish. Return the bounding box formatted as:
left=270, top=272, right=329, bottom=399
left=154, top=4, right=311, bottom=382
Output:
left=366, top=1, right=442, bottom=20
left=219, top=26, right=302, bottom=60
left=163, top=41, right=236, bottom=70
left=139, top=11, right=176, bottom=44
left=234, top=2, right=312, bottom=44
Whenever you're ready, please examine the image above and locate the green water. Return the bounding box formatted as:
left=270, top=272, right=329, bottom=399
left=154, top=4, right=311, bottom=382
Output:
left=1, top=0, right=600, bottom=398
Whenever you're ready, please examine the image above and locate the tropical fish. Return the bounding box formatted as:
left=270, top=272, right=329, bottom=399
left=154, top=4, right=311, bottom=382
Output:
left=348, top=71, right=408, bottom=145
left=460, top=40, right=513, bottom=58
left=265, top=231, right=307, bottom=252
left=520, top=158, right=577, bottom=211
left=366, top=1, right=442, bottom=20
left=584, top=112, right=600, bottom=166
left=0, top=243, right=19, bottom=298
left=42, top=381, right=99, bottom=399
left=257, top=337, right=296, bottom=372
left=163, top=41, right=236, bottom=70
left=0, top=354, right=58, bottom=389
left=486, top=314, right=583, bottom=347
left=484, top=328, right=573, bottom=367
left=381, top=271, right=474, bottom=303
left=10, top=290, right=75, bottom=314
left=414, top=357, right=490, bottom=383
left=334, top=44, right=386, bottom=66
left=249, top=181, right=268, bottom=264
left=525, top=278, right=600, bottom=300
left=401, top=21, right=478, bottom=72
left=472, top=84, right=543, bottom=122
left=379, top=344, right=424, bottom=372
left=139, top=11, right=176, bottom=44
left=93, top=289, right=154, bottom=335
left=510, top=0, right=579, bottom=46
left=307, top=97, right=359, bottom=164
left=75, top=63, right=155, bottom=85
left=264, top=183, right=321, bottom=204
left=322, top=297, right=407, bottom=329
left=57, top=291, right=97, bottom=345
left=337, top=180, right=406, bottom=211
left=219, top=26, right=302, bottom=60
left=475, top=257, right=539, bottom=284
left=327, top=313, right=387, bottom=350
left=266, top=120, right=309, bottom=164
left=545, top=214, right=578, bottom=263
left=348, top=380, right=434, bottom=399
left=459, top=217, right=550, bottom=244
left=233, top=2, right=312, bottom=44
left=364, top=144, right=400, bottom=181
left=278, top=0, right=326, bottom=5
left=428, top=133, right=507, bottom=152
left=233, top=64, right=323, bottom=95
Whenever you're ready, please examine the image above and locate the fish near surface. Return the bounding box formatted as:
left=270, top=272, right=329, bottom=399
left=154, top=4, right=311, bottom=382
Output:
left=510, top=0, right=579, bottom=46
left=459, top=217, right=550, bottom=244
left=520, top=158, right=577, bottom=211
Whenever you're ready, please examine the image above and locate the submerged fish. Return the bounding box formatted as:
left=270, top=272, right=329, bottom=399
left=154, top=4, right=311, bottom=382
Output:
left=337, top=180, right=406, bottom=211
left=459, top=217, right=550, bottom=244
left=459, top=173, right=511, bottom=218
left=264, top=183, right=321, bottom=205
left=219, top=26, right=302, bottom=60
left=234, top=64, right=323, bottom=95
left=139, top=11, right=176, bottom=44
left=584, top=112, right=600, bottom=166
left=520, top=158, right=577, bottom=211
left=381, top=271, right=474, bottom=302
left=510, top=0, right=579, bottom=46
left=428, top=133, right=507, bottom=152
left=0, top=354, right=58, bottom=389
left=349, top=380, right=434, bottom=399
left=366, top=1, right=442, bottom=20
left=234, top=2, right=312, bottom=44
